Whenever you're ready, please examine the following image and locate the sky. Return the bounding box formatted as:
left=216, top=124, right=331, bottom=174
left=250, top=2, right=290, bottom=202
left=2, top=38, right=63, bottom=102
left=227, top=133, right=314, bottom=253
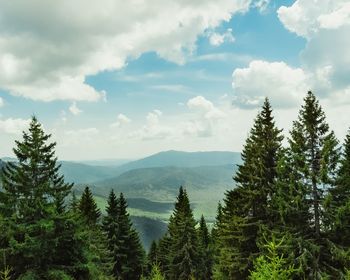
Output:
left=0, top=0, right=350, bottom=160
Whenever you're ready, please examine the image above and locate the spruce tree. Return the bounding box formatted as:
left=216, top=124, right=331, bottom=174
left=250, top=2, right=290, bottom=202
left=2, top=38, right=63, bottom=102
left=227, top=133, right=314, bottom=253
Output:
left=157, top=234, right=172, bottom=276
left=149, top=264, right=165, bottom=280
left=147, top=241, right=159, bottom=274
left=167, top=187, right=199, bottom=280
left=197, top=215, right=212, bottom=280
left=286, top=91, right=339, bottom=277
left=0, top=116, right=86, bottom=278
left=215, top=98, right=283, bottom=279
left=289, top=91, right=339, bottom=237
left=323, top=130, right=350, bottom=276
left=78, top=186, right=101, bottom=225
left=249, top=235, right=295, bottom=280
left=103, top=192, right=145, bottom=279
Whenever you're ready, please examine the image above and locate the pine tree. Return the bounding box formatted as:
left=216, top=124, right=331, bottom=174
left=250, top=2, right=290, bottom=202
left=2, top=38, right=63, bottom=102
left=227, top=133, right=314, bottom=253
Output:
left=0, top=116, right=86, bottom=278
left=215, top=98, right=283, bottom=279
left=197, top=215, right=212, bottom=280
left=70, top=191, right=79, bottom=213
left=289, top=91, right=339, bottom=238
left=78, top=186, right=101, bottom=225
left=286, top=91, right=339, bottom=277
left=249, top=235, right=295, bottom=280
left=157, top=234, right=172, bottom=276
left=149, top=263, right=165, bottom=280
left=103, top=192, right=145, bottom=279
left=323, top=130, right=350, bottom=276
left=147, top=241, right=159, bottom=274
left=167, top=187, right=199, bottom=280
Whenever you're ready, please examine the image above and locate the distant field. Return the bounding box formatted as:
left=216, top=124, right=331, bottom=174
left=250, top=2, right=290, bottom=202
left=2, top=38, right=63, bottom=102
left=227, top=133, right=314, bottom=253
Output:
left=92, top=193, right=225, bottom=222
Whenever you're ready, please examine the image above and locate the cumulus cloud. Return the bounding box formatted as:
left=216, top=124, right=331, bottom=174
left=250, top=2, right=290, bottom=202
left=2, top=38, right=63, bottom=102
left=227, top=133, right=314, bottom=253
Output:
left=0, top=0, right=251, bottom=102
left=110, top=113, right=131, bottom=128
left=0, top=118, right=30, bottom=134
left=129, top=110, right=172, bottom=140
left=69, top=102, right=82, bottom=115
left=208, top=28, right=235, bottom=46
left=232, top=60, right=309, bottom=108
left=278, top=0, right=350, bottom=38
left=185, top=96, right=225, bottom=137
left=276, top=0, right=350, bottom=105
left=231, top=1, right=350, bottom=109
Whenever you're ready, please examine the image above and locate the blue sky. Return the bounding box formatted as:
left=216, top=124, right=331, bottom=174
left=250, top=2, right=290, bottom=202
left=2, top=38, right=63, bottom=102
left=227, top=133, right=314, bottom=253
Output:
left=0, top=0, right=349, bottom=160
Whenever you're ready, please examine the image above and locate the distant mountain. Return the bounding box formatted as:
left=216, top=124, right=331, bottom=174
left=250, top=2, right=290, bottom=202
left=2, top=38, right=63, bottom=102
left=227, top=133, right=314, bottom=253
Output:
left=74, top=159, right=132, bottom=167
left=59, top=161, right=120, bottom=184
left=114, top=150, right=241, bottom=174
left=78, top=164, right=236, bottom=202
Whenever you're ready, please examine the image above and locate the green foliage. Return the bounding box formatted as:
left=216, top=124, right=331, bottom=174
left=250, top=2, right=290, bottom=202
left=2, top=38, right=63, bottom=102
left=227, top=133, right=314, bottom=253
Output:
left=249, top=236, right=295, bottom=280
left=214, top=98, right=283, bottom=279
left=102, top=191, right=145, bottom=279
left=0, top=117, right=86, bottom=278
left=45, top=270, right=74, bottom=280
left=149, top=264, right=165, bottom=280
left=288, top=91, right=339, bottom=238
left=197, top=215, right=212, bottom=280
left=0, top=266, right=12, bottom=280
left=78, top=186, right=101, bottom=225
left=147, top=241, right=159, bottom=273
left=167, top=187, right=199, bottom=280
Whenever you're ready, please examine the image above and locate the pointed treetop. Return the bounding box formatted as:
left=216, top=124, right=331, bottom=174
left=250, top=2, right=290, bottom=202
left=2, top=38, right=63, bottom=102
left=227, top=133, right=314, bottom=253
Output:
left=78, top=186, right=101, bottom=225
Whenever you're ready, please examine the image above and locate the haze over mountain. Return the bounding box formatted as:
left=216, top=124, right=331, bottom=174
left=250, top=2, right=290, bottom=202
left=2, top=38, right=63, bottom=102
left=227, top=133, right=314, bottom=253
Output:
left=2, top=150, right=241, bottom=247
left=54, top=150, right=241, bottom=185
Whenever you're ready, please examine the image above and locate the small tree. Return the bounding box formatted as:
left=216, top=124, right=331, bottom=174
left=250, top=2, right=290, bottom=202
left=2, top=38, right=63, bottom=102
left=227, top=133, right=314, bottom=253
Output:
left=78, top=186, right=101, bottom=225
left=149, top=264, right=165, bottom=280
left=249, top=236, right=295, bottom=280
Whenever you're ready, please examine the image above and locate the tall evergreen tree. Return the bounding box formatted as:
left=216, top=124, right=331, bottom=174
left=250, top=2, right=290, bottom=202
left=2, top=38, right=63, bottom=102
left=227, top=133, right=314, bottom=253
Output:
left=157, top=234, right=172, bottom=276
left=0, top=117, right=87, bottom=278
left=197, top=215, right=212, bottom=280
left=103, top=191, right=145, bottom=279
left=323, top=130, right=350, bottom=276
left=167, top=187, right=199, bottom=280
left=147, top=241, right=159, bottom=274
left=215, top=98, right=283, bottom=279
left=78, top=186, right=101, bottom=225
left=269, top=91, right=340, bottom=278
left=289, top=91, right=339, bottom=237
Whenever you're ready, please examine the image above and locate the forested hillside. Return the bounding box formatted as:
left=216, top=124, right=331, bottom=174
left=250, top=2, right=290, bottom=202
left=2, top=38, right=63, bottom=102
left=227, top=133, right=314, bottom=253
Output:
left=1, top=91, right=350, bottom=279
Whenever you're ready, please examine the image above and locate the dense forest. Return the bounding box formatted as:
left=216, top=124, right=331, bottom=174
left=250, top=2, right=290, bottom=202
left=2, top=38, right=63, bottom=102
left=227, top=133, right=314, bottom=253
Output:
left=1, top=91, right=350, bottom=279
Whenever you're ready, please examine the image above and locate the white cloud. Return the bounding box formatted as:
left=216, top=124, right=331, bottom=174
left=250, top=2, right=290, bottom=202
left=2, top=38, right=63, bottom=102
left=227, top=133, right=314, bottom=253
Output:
left=186, top=95, right=225, bottom=137
left=69, top=102, right=82, bottom=115
left=110, top=113, right=131, bottom=128
left=0, top=0, right=251, bottom=102
left=129, top=110, right=172, bottom=140
left=232, top=60, right=309, bottom=108
left=208, top=28, right=235, bottom=46
left=0, top=118, right=30, bottom=134
left=151, top=84, right=189, bottom=93
left=0, top=97, right=4, bottom=107
left=278, top=0, right=350, bottom=38
left=275, top=0, right=350, bottom=106
left=252, top=0, right=270, bottom=13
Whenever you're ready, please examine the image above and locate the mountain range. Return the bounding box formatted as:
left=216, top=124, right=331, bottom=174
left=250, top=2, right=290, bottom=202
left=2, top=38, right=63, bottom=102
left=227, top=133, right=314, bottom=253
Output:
left=1, top=150, right=241, bottom=248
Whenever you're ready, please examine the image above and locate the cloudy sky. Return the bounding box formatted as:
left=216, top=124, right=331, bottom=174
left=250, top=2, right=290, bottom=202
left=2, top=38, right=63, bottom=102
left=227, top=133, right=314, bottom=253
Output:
left=0, top=0, right=349, bottom=160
